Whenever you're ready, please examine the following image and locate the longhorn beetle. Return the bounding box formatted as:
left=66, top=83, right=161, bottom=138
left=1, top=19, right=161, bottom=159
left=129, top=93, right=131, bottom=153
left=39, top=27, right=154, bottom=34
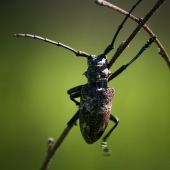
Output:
left=14, top=0, right=158, bottom=155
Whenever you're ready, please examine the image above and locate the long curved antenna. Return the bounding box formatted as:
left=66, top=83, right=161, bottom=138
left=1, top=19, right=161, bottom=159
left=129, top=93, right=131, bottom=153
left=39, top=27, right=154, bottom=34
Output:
left=14, top=34, right=90, bottom=58
left=107, top=0, right=166, bottom=69
left=95, top=0, right=170, bottom=69
left=103, top=0, right=142, bottom=55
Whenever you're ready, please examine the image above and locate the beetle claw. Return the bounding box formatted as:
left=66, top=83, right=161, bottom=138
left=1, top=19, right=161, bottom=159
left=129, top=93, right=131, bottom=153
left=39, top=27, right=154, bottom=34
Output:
left=75, top=101, right=80, bottom=106
left=101, top=141, right=111, bottom=156
left=74, top=120, right=78, bottom=126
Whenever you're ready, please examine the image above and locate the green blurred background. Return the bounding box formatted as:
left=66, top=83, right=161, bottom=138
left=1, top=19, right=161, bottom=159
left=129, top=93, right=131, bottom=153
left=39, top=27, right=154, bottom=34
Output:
left=1, top=0, right=170, bottom=169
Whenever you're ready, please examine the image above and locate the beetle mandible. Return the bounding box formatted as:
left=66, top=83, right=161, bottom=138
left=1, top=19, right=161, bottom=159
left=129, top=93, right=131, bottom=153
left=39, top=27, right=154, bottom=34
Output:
left=14, top=0, right=157, bottom=155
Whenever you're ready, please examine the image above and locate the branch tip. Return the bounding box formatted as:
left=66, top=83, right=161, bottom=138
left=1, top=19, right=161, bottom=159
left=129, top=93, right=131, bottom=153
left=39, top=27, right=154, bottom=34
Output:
left=47, top=138, right=54, bottom=151
left=95, top=0, right=104, bottom=6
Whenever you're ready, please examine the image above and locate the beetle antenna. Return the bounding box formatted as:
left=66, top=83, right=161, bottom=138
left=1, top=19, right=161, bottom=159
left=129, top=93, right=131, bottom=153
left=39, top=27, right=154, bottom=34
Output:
left=14, top=33, right=90, bottom=58
left=103, top=0, right=142, bottom=55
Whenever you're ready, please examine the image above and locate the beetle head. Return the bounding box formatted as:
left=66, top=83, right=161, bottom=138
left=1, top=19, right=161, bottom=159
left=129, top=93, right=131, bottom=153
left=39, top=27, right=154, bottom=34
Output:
left=87, top=54, right=108, bottom=67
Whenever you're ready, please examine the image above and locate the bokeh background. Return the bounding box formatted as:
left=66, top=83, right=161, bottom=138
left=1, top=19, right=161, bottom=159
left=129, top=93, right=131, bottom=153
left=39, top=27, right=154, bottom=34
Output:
left=1, top=0, right=170, bottom=170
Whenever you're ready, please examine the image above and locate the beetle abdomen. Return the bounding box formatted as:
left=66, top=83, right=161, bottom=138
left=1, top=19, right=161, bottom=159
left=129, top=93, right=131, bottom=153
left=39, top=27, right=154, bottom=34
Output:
left=79, top=84, right=114, bottom=144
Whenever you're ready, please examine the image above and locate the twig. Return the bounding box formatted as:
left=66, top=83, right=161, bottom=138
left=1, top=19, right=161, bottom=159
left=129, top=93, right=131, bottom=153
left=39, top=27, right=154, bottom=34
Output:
left=40, top=111, right=79, bottom=170
left=95, top=0, right=170, bottom=69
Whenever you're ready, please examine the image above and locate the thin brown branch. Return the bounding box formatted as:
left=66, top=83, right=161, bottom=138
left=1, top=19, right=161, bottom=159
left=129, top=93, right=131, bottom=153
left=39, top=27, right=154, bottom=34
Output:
left=40, top=111, right=79, bottom=170
left=95, top=0, right=170, bottom=69
left=40, top=126, right=73, bottom=170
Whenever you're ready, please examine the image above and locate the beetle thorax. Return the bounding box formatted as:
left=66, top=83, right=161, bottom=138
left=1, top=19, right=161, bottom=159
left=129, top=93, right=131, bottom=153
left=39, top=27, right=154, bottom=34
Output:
left=83, top=54, right=111, bottom=83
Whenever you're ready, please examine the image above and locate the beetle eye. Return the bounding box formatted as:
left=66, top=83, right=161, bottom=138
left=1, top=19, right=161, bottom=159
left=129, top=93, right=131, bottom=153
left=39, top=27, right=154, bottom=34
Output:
left=97, top=59, right=106, bottom=65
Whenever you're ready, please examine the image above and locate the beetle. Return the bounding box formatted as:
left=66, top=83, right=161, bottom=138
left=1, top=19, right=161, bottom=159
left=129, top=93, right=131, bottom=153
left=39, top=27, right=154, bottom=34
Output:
left=14, top=0, right=157, bottom=155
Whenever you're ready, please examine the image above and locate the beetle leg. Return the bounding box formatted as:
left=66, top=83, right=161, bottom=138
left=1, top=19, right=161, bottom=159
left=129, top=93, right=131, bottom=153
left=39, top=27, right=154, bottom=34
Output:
left=70, top=91, right=81, bottom=106
left=102, top=114, right=119, bottom=156
left=67, top=110, right=79, bottom=126
left=108, top=36, right=156, bottom=81
left=67, top=84, right=84, bottom=106
left=67, top=84, right=84, bottom=95
left=67, top=85, right=83, bottom=126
